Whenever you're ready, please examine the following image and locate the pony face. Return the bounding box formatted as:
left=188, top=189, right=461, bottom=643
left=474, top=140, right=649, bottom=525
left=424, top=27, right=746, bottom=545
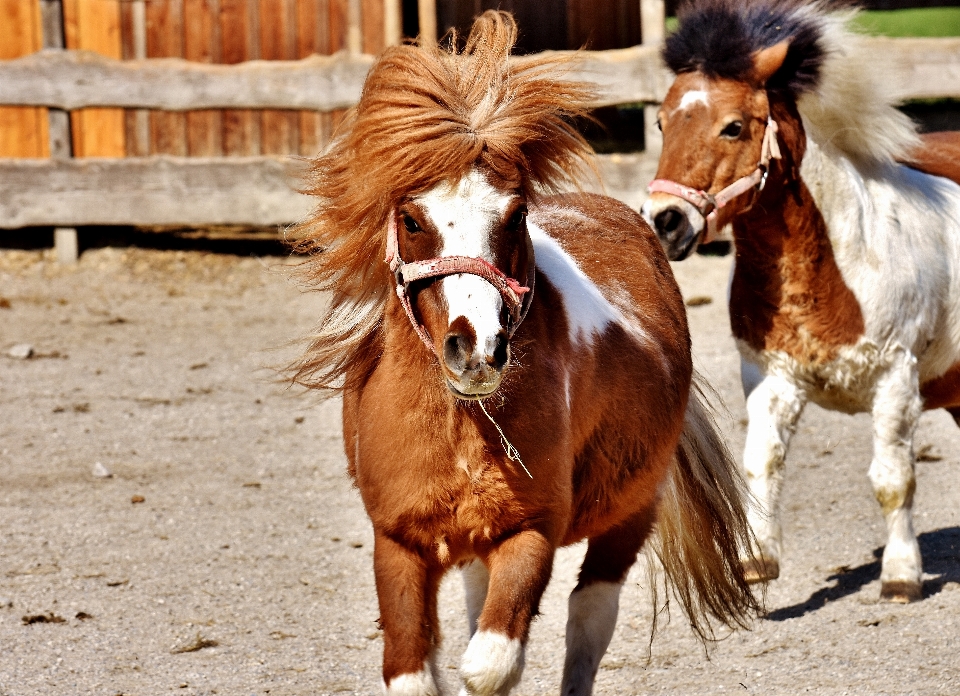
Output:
left=399, top=169, right=530, bottom=399
left=643, top=41, right=789, bottom=260
left=642, top=72, right=771, bottom=259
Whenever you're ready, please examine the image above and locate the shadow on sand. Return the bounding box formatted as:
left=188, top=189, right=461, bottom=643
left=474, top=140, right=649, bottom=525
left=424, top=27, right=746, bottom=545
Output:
left=1, top=226, right=293, bottom=257
left=765, top=526, right=960, bottom=622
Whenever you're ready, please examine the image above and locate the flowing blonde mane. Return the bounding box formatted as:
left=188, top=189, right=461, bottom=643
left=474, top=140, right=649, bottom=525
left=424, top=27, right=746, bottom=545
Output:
left=796, top=7, right=920, bottom=165
left=289, top=11, right=597, bottom=392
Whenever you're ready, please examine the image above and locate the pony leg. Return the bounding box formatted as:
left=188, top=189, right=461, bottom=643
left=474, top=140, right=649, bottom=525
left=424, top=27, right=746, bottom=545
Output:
left=374, top=532, right=442, bottom=695
left=561, top=511, right=655, bottom=696
left=741, top=373, right=806, bottom=582
left=462, top=559, right=490, bottom=637
left=870, top=361, right=923, bottom=602
left=460, top=529, right=554, bottom=696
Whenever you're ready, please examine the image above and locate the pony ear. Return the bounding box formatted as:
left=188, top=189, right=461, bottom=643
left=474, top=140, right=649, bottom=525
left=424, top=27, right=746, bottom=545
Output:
left=752, top=40, right=790, bottom=86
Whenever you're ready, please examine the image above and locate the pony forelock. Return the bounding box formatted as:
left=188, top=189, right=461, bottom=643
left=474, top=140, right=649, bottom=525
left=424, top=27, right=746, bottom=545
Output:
left=289, top=11, right=598, bottom=393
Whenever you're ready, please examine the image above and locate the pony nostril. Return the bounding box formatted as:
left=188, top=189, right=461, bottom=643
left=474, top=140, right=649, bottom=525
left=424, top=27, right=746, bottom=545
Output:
left=490, top=332, right=509, bottom=371
left=654, top=208, right=685, bottom=236
left=443, top=332, right=471, bottom=372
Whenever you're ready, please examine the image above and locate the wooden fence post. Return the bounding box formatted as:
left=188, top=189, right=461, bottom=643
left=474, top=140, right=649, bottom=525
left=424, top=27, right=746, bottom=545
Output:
left=54, top=227, right=79, bottom=264
left=39, top=0, right=78, bottom=262
left=347, top=0, right=363, bottom=53
left=130, top=0, right=149, bottom=156
left=417, top=0, right=436, bottom=46
left=640, top=0, right=665, bottom=154
left=383, top=0, right=401, bottom=47
left=39, top=0, right=71, bottom=158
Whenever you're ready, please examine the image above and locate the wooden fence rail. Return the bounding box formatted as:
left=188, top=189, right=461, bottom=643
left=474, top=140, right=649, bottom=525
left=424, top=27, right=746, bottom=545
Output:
left=1, top=36, right=959, bottom=230
left=3, top=37, right=960, bottom=112
left=0, top=153, right=659, bottom=229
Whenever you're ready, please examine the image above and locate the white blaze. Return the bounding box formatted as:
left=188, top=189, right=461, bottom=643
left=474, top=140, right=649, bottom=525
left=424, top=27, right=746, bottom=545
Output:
left=678, top=89, right=710, bottom=111
left=415, top=169, right=515, bottom=361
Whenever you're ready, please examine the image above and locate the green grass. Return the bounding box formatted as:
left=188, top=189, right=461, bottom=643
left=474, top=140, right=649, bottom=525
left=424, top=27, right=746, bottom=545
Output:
left=851, top=8, right=960, bottom=38
left=664, top=8, right=960, bottom=38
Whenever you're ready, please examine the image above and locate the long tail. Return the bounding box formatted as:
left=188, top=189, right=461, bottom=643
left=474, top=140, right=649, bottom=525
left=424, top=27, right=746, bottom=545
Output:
left=651, top=373, right=760, bottom=642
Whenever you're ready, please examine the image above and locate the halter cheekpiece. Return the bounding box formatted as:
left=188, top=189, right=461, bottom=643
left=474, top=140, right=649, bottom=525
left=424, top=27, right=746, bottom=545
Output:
left=647, top=116, right=782, bottom=243
left=384, top=211, right=536, bottom=355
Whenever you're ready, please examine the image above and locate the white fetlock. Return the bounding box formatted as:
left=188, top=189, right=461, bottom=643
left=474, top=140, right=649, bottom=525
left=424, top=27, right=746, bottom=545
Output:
left=384, top=661, right=441, bottom=696
left=460, top=631, right=524, bottom=696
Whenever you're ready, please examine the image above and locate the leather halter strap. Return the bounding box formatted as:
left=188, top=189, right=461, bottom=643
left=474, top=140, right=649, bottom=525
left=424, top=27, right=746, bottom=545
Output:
left=648, top=116, right=782, bottom=244
left=384, top=212, right=536, bottom=355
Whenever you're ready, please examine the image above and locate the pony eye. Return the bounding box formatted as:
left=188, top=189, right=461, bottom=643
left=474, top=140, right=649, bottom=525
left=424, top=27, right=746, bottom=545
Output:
left=720, top=120, right=743, bottom=138
left=656, top=118, right=663, bottom=132
left=506, top=207, right=527, bottom=231
left=402, top=214, right=421, bottom=233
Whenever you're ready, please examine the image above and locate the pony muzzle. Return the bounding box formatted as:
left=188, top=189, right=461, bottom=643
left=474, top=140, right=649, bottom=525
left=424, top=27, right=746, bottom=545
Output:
left=641, top=194, right=706, bottom=261
left=442, top=322, right=510, bottom=400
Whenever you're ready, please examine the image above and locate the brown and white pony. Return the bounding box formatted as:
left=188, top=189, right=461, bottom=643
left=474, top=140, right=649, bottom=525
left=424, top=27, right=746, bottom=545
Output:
left=643, top=0, right=960, bottom=603
left=291, top=11, right=757, bottom=696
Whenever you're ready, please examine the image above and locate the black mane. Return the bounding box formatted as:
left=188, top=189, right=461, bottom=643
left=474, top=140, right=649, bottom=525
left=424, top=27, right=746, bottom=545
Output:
left=663, top=0, right=831, bottom=94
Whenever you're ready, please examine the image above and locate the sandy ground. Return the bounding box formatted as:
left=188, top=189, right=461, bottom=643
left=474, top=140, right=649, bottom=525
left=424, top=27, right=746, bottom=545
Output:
left=1, top=244, right=958, bottom=696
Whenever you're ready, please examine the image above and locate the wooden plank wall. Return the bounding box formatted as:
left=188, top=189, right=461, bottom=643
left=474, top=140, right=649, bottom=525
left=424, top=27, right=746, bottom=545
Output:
left=63, top=0, right=125, bottom=157
left=132, top=0, right=391, bottom=159
left=435, top=0, right=642, bottom=53
left=0, top=0, right=49, bottom=157
left=569, top=0, right=640, bottom=51
left=1, top=0, right=393, bottom=160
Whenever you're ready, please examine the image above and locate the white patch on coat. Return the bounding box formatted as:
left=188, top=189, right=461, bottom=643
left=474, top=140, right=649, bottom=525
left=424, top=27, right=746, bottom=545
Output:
left=385, top=661, right=440, bottom=696
left=461, top=560, right=489, bottom=637
left=460, top=631, right=523, bottom=696
left=737, top=355, right=808, bottom=566
left=561, top=581, right=621, bottom=696
left=799, top=134, right=960, bottom=385
left=526, top=220, right=650, bottom=348
left=678, top=89, right=710, bottom=111
left=868, top=351, right=923, bottom=587
left=737, top=333, right=927, bottom=581
left=415, top=169, right=515, bottom=363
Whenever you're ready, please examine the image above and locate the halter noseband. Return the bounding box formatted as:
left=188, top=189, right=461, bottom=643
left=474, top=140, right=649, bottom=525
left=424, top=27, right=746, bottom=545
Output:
left=384, top=212, right=536, bottom=355
left=647, top=116, right=782, bottom=244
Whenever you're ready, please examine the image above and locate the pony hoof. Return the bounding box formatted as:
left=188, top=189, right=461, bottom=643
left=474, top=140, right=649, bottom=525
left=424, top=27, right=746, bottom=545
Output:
left=880, top=580, right=923, bottom=603
left=742, top=557, right=779, bottom=584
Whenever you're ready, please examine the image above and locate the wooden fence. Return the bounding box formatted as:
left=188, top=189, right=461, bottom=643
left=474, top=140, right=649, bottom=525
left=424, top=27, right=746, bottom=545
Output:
left=2, top=0, right=960, bottom=258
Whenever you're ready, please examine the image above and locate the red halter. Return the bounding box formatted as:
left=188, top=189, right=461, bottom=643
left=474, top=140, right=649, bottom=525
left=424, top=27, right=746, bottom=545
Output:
left=647, top=116, right=782, bottom=244
left=384, top=212, right=536, bottom=355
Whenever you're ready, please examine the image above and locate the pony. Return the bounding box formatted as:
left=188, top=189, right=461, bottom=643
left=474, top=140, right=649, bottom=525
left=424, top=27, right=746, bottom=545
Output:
left=642, top=0, right=960, bottom=603
left=291, top=11, right=758, bottom=695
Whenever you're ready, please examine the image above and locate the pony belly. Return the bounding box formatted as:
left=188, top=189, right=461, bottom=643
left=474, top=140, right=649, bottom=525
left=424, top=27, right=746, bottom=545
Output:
left=562, top=460, right=669, bottom=547
left=737, top=338, right=906, bottom=414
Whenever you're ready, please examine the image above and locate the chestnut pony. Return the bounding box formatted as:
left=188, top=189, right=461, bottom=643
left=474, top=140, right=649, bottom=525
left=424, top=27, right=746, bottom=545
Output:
left=292, top=12, right=756, bottom=696
left=643, top=0, right=960, bottom=603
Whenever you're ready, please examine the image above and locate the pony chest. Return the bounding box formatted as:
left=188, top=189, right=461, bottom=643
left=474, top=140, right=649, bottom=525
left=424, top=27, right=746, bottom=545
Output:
left=358, top=444, right=535, bottom=559
left=730, top=241, right=865, bottom=367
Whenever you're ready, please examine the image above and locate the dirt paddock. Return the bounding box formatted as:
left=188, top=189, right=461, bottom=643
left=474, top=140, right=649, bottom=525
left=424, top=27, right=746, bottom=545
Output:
left=1, top=244, right=958, bottom=695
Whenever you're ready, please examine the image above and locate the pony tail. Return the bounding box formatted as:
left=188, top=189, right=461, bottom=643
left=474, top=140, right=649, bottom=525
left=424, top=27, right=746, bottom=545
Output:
left=650, top=374, right=760, bottom=642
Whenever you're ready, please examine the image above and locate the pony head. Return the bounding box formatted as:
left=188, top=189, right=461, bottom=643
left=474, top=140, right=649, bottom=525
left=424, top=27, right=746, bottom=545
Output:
left=643, top=0, right=827, bottom=259
left=389, top=170, right=534, bottom=397
left=642, top=0, right=919, bottom=260
left=291, top=10, right=595, bottom=396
